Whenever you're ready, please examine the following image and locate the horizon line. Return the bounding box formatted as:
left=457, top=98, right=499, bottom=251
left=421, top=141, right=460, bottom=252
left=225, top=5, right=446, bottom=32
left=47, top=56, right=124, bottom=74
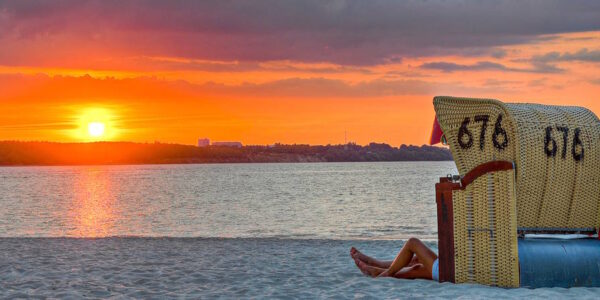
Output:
left=0, top=140, right=444, bottom=148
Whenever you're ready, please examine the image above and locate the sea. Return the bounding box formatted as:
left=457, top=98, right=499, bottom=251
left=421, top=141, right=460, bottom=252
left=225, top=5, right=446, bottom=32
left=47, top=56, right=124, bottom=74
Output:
left=1, top=162, right=598, bottom=298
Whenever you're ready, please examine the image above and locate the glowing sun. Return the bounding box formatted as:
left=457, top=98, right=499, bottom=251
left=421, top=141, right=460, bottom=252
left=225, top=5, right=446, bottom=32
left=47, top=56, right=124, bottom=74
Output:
left=74, top=107, right=116, bottom=141
left=88, top=122, right=106, bottom=137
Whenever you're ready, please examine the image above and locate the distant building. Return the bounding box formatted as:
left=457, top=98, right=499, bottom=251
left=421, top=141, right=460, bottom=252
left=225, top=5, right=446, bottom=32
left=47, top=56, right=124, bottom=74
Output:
left=212, top=141, right=243, bottom=148
left=197, top=138, right=210, bottom=147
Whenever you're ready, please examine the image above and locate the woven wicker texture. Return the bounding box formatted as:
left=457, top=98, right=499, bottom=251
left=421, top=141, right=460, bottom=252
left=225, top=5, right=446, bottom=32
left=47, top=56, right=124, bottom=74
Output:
left=453, top=169, right=520, bottom=287
left=434, top=96, right=600, bottom=229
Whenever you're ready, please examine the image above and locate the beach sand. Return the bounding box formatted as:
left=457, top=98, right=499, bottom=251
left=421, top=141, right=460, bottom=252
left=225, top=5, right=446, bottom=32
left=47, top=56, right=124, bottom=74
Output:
left=1, top=238, right=599, bottom=299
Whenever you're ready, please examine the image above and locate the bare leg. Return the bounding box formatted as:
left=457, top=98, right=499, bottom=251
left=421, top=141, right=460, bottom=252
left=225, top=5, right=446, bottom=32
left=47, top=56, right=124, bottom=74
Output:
left=408, top=255, right=419, bottom=267
left=378, top=238, right=437, bottom=278
left=350, top=247, right=420, bottom=269
left=353, top=257, right=387, bottom=277
left=350, top=247, right=392, bottom=268
left=354, top=256, right=430, bottom=280
left=392, top=264, right=432, bottom=280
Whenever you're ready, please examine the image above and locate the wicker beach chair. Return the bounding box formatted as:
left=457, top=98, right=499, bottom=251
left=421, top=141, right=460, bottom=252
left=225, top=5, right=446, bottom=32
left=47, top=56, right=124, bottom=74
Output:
left=433, top=96, right=600, bottom=288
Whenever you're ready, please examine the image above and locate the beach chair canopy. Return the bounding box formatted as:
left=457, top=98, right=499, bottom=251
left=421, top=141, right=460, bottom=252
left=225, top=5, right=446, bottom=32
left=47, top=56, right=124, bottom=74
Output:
left=434, top=96, right=600, bottom=230
left=432, top=96, right=600, bottom=287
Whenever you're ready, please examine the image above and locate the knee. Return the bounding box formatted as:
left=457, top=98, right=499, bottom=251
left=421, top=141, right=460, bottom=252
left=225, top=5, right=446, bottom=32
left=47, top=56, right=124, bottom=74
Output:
left=406, top=237, right=421, bottom=248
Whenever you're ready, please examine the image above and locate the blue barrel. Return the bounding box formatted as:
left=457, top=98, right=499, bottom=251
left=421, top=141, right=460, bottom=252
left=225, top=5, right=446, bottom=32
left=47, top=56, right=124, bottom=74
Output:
left=518, top=238, right=600, bottom=288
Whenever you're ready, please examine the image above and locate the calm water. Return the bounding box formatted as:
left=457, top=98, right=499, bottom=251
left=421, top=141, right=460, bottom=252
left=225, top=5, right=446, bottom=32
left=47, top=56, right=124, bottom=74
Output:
left=0, top=162, right=456, bottom=239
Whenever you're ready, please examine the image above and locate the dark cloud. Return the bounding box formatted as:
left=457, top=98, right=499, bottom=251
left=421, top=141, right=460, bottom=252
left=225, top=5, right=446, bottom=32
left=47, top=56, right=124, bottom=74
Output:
left=1, top=0, right=600, bottom=65
left=528, top=61, right=564, bottom=73
left=507, top=48, right=600, bottom=74
left=532, top=48, right=600, bottom=63
left=420, top=61, right=512, bottom=72
left=419, top=61, right=562, bottom=73
left=491, top=49, right=508, bottom=59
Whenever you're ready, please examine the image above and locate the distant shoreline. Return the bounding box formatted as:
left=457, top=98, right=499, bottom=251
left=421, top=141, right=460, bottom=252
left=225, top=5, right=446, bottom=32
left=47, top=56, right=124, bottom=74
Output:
left=0, top=160, right=455, bottom=168
left=0, top=141, right=452, bottom=166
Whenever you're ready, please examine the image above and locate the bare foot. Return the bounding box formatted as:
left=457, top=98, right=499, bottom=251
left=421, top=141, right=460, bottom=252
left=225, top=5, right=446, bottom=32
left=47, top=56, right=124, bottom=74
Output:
left=353, top=256, right=371, bottom=276
left=350, top=247, right=380, bottom=267
left=377, top=269, right=391, bottom=278
left=354, top=257, right=384, bottom=277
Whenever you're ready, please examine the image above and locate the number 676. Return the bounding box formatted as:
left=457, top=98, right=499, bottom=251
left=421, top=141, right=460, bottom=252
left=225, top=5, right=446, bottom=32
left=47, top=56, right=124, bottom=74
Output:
left=457, top=115, right=508, bottom=151
left=544, top=126, right=584, bottom=161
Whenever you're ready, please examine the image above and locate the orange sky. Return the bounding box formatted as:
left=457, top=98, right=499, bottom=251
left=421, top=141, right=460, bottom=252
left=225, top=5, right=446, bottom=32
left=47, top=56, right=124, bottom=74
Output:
left=1, top=2, right=600, bottom=146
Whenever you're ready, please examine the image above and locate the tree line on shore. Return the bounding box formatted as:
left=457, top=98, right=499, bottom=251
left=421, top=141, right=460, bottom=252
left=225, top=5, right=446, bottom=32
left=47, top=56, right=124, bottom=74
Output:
left=0, top=141, right=452, bottom=165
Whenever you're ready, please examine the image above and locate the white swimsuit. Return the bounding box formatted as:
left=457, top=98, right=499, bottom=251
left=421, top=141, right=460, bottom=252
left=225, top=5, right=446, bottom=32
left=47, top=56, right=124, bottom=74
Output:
left=431, top=258, right=439, bottom=282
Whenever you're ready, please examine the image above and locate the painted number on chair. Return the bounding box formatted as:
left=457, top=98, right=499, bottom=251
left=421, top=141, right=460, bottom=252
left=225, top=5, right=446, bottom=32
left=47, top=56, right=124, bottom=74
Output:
left=544, top=126, right=584, bottom=161
left=458, top=114, right=508, bottom=151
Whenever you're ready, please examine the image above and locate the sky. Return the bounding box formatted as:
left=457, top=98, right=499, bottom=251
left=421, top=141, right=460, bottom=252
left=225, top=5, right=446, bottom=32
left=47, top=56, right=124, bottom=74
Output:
left=1, top=0, right=600, bottom=146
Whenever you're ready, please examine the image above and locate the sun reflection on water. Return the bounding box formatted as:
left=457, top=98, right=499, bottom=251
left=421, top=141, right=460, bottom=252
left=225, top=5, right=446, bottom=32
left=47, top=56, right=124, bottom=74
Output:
left=68, top=167, right=117, bottom=237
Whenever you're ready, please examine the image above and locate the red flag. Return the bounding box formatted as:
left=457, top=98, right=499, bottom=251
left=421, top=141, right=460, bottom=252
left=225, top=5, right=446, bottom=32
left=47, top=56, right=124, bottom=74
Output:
left=429, top=116, right=444, bottom=145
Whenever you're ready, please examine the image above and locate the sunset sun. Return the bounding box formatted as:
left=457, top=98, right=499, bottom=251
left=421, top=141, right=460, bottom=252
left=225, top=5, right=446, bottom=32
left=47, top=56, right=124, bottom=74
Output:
left=75, top=107, right=116, bottom=141
left=88, top=122, right=106, bottom=138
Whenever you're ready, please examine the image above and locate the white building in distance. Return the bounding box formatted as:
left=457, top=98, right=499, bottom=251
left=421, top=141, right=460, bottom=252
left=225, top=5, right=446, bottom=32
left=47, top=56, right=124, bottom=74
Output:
left=197, top=138, right=210, bottom=147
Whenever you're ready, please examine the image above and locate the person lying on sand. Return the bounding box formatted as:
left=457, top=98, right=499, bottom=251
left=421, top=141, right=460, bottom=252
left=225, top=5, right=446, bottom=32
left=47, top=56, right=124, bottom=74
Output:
left=350, top=237, right=438, bottom=281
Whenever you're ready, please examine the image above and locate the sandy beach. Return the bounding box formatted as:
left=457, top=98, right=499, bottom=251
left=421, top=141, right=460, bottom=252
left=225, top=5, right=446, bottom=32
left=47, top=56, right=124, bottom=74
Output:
left=2, top=238, right=599, bottom=299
